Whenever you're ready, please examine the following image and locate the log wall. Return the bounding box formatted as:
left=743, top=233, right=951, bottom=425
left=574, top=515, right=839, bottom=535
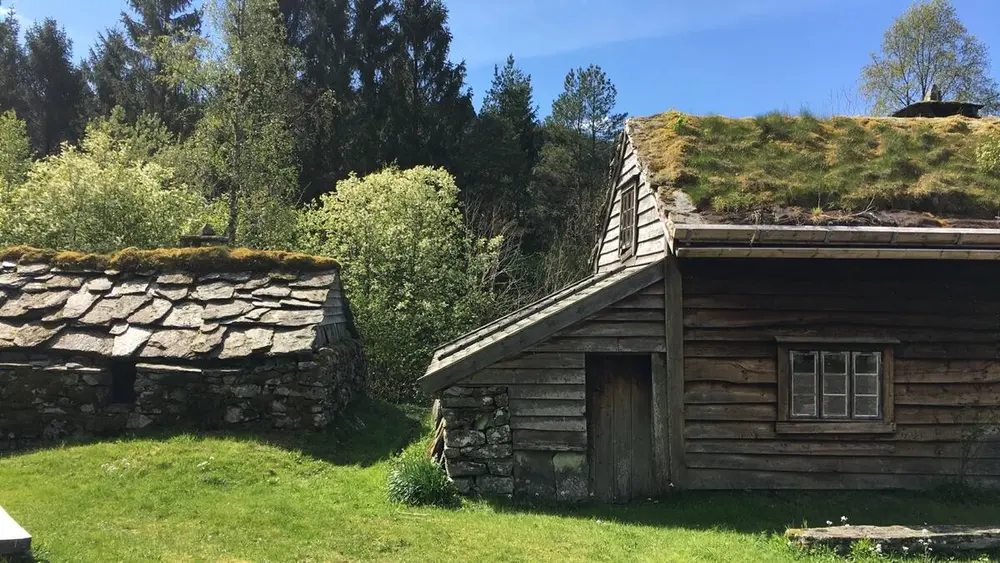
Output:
left=682, top=258, right=1000, bottom=489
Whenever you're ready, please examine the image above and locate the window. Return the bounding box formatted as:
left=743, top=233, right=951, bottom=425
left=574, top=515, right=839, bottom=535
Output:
left=777, top=338, right=896, bottom=434
left=110, top=360, right=137, bottom=404
left=619, top=177, right=638, bottom=258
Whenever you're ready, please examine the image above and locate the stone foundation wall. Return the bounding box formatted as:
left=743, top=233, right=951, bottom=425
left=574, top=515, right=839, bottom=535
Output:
left=0, top=341, right=365, bottom=450
left=439, top=385, right=513, bottom=496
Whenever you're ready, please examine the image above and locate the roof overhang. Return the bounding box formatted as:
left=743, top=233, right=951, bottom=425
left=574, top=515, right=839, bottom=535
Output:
left=667, top=220, right=1000, bottom=260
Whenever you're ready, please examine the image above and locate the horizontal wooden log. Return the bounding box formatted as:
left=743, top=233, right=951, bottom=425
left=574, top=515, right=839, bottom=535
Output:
left=686, top=439, right=1000, bottom=458
left=896, top=360, right=1000, bottom=383
left=684, top=422, right=1000, bottom=442
left=508, top=384, right=586, bottom=400
left=684, top=382, right=776, bottom=404
left=896, top=383, right=1000, bottom=406
left=685, top=453, right=997, bottom=476
left=685, top=341, right=774, bottom=359
left=685, top=404, right=776, bottom=421
left=513, top=429, right=587, bottom=452
left=897, top=406, right=1000, bottom=424
left=637, top=283, right=665, bottom=296
left=684, top=469, right=1000, bottom=490
left=685, top=327, right=1000, bottom=344
left=510, top=416, right=587, bottom=432
left=684, top=310, right=997, bottom=331
left=775, top=421, right=896, bottom=434
left=684, top=293, right=1000, bottom=316
left=685, top=358, right=777, bottom=384
left=509, top=399, right=585, bottom=417
left=608, top=294, right=663, bottom=309
left=589, top=309, right=664, bottom=322
left=897, top=343, right=1000, bottom=360
left=561, top=321, right=665, bottom=338
left=492, top=353, right=584, bottom=370
left=529, top=336, right=665, bottom=354
left=467, top=368, right=584, bottom=385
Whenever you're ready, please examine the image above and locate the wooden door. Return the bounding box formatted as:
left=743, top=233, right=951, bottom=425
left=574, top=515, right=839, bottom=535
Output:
left=587, top=354, right=654, bottom=503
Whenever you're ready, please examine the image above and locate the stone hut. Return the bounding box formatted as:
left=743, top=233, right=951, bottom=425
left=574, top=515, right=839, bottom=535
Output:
left=0, top=247, right=365, bottom=449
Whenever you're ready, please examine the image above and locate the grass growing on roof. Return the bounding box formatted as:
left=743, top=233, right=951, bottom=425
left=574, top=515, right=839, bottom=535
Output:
left=629, top=110, right=1000, bottom=218
left=2, top=398, right=998, bottom=562
left=0, top=245, right=339, bottom=273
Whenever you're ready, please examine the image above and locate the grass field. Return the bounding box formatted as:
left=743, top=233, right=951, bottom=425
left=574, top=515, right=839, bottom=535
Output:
left=1, top=399, right=998, bottom=562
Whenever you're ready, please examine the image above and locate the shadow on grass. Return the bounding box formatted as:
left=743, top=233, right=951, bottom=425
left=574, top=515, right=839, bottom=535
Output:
left=0, top=396, right=427, bottom=468
left=483, top=488, right=1000, bottom=534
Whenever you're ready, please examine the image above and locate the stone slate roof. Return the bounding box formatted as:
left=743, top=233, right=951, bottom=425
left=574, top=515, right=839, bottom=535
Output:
left=0, top=260, right=348, bottom=360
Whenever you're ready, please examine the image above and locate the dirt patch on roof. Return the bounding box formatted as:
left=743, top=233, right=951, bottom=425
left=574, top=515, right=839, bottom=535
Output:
left=629, top=111, right=1000, bottom=224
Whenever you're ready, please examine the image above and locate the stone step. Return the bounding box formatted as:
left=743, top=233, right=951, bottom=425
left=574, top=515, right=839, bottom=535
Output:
left=0, top=506, right=31, bottom=555
left=787, top=525, right=1000, bottom=556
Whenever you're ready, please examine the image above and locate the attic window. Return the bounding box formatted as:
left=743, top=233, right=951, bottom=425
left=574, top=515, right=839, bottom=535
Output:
left=110, top=360, right=137, bottom=404
left=619, top=176, right=638, bottom=258
left=776, top=339, right=896, bottom=434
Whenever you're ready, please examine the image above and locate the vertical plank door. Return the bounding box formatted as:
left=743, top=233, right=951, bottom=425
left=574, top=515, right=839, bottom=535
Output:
left=587, top=354, right=654, bottom=503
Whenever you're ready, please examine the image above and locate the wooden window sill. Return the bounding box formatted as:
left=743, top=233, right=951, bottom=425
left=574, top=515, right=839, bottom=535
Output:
left=775, top=421, right=896, bottom=434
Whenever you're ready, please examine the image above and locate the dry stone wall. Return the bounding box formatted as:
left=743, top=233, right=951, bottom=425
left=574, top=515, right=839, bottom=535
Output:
left=439, top=385, right=514, bottom=496
left=0, top=341, right=365, bottom=450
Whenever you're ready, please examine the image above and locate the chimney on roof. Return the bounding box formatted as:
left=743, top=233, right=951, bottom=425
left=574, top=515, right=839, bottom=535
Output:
left=893, top=85, right=982, bottom=118
left=179, top=223, right=230, bottom=247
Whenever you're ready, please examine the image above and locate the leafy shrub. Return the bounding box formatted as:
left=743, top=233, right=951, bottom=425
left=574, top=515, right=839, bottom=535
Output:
left=977, top=133, right=1000, bottom=174
left=386, top=452, right=458, bottom=507
left=298, top=166, right=501, bottom=402
left=0, top=120, right=210, bottom=253
left=0, top=110, right=30, bottom=188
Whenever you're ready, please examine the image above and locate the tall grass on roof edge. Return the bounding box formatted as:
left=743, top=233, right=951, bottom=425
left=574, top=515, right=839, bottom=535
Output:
left=629, top=110, right=1000, bottom=220
left=0, top=245, right=340, bottom=273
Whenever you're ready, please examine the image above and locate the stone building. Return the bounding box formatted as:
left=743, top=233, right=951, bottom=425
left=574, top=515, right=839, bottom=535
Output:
left=0, top=247, right=365, bottom=449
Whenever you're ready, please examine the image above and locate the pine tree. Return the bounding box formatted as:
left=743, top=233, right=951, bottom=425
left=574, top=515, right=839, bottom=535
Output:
left=88, top=0, right=202, bottom=132
left=386, top=0, right=473, bottom=170
left=463, top=55, right=540, bottom=226
left=24, top=19, right=88, bottom=155
left=0, top=13, right=26, bottom=119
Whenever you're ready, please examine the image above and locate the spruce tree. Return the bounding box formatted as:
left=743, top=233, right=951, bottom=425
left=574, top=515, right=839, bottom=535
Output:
left=0, top=14, right=25, bottom=118
left=24, top=19, right=88, bottom=155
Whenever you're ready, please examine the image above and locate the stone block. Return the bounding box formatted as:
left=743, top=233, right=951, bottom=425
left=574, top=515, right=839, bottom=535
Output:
left=441, top=397, right=481, bottom=408
left=492, top=407, right=510, bottom=426
left=478, top=475, right=514, bottom=496
left=486, top=425, right=511, bottom=444
left=488, top=459, right=513, bottom=476
left=445, top=429, right=485, bottom=448
left=513, top=450, right=555, bottom=500
left=446, top=460, right=487, bottom=477
left=553, top=452, right=588, bottom=502
left=451, top=477, right=474, bottom=494
left=466, top=443, right=512, bottom=460
left=442, top=386, right=475, bottom=397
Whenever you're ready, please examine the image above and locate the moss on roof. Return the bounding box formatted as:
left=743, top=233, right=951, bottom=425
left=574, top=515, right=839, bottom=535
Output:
left=628, top=111, right=1000, bottom=222
left=0, top=246, right=339, bottom=273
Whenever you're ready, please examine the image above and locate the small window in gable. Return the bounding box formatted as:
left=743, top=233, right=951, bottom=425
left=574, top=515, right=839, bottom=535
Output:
left=619, top=177, right=638, bottom=259
left=777, top=339, right=896, bottom=434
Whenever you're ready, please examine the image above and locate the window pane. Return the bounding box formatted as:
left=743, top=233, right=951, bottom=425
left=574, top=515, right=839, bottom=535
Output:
left=823, top=351, right=848, bottom=375
left=855, top=374, right=879, bottom=396
left=791, top=351, right=817, bottom=374
left=854, top=352, right=880, bottom=375
left=823, top=395, right=848, bottom=417
left=823, top=373, right=846, bottom=395
left=792, top=394, right=817, bottom=417
left=793, top=373, right=816, bottom=395
left=855, top=395, right=879, bottom=418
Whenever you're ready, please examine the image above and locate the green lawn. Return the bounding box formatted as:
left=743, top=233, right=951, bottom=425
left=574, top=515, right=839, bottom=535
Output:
left=1, top=400, right=998, bottom=562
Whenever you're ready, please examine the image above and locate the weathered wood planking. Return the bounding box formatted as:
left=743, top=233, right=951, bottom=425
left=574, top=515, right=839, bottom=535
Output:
left=681, top=258, right=1000, bottom=489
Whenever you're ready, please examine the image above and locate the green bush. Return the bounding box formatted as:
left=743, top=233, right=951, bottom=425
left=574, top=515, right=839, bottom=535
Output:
left=298, top=166, right=501, bottom=402
left=386, top=452, right=458, bottom=508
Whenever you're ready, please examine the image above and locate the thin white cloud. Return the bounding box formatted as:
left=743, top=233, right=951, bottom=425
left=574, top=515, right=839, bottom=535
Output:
left=448, top=0, right=859, bottom=67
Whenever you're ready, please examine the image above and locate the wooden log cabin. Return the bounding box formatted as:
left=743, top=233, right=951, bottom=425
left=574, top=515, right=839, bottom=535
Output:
left=419, top=105, right=1000, bottom=502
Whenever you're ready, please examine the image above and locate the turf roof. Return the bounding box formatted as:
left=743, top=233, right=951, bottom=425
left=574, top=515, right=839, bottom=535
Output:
left=628, top=111, right=1000, bottom=226
left=0, top=246, right=339, bottom=273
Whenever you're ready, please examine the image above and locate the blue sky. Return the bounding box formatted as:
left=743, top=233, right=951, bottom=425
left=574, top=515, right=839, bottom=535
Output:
left=5, top=0, right=1000, bottom=118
